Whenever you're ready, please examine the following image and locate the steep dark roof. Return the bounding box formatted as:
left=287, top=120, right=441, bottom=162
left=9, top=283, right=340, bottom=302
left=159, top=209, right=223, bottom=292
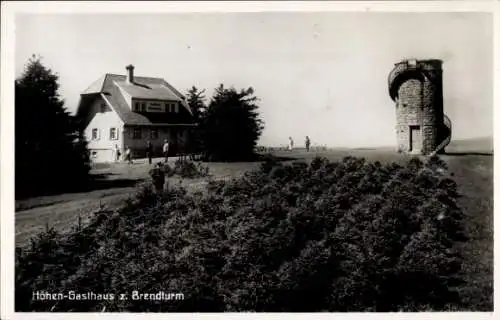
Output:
left=77, top=73, right=195, bottom=126
left=115, top=81, right=181, bottom=101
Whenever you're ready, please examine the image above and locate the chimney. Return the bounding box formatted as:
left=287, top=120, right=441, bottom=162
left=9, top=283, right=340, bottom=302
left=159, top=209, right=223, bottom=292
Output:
left=126, top=64, right=134, bottom=83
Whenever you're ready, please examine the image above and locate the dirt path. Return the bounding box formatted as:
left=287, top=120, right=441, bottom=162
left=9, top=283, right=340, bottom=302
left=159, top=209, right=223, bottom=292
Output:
left=15, top=190, right=134, bottom=247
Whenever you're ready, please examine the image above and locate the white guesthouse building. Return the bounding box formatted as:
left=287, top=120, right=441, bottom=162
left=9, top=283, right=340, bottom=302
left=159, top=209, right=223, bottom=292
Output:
left=76, top=65, right=197, bottom=163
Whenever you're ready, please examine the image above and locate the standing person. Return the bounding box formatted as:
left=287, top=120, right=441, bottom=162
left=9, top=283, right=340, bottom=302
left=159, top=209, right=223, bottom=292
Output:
left=288, top=136, right=294, bottom=151
left=125, top=146, right=132, bottom=164
left=149, top=162, right=166, bottom=192
left=305, top=136, right=311, bottom=152
left=114, top=144, right=121, bottom=162
left=162, top=139, right=169, bottom=163
left=146, top=140, right=153, bottom=165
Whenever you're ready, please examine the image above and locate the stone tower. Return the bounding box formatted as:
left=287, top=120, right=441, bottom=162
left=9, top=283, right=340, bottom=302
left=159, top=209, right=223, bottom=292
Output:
left=388, top=59, right=451, bottom=155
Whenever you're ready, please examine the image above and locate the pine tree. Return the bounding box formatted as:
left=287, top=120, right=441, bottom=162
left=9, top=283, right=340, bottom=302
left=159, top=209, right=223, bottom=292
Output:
left=186, top=86, right=207, bottom=156
left=15, top=55, right=90, bottom=197
left=186, top=86, right=207, bottom=121
left=202, top=84, right=264, bottom=161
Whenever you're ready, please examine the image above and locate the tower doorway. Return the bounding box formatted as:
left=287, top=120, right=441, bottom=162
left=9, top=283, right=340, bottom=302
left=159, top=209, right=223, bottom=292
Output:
left=409, top=125, right=422, bottom=153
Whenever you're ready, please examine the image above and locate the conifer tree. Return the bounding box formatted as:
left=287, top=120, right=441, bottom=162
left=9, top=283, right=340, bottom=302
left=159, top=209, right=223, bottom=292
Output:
left=15, top=55, right=90, bottom=197
left=202, top=84, right=264, bottom=161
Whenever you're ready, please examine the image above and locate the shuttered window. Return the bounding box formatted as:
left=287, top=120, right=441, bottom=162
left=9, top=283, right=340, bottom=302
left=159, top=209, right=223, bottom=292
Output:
left=133, top=128, right=141, bottom=139
left=91, top=128, right=99, bottom=140
left=150, top=128, right=158, bottom=140
left=109, top=128, right=118, bottom=140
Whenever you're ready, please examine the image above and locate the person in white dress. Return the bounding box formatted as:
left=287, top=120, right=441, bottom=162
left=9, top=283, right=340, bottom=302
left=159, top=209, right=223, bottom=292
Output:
left=288, top=137, right=294, bottom=151
left=162, top=139, right=169, bottom=162
left=125, top=146, right=132, bottom=164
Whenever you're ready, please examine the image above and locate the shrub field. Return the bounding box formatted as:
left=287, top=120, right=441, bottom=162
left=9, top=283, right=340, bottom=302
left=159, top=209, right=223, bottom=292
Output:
left=16, top=155, right=468, bottom=312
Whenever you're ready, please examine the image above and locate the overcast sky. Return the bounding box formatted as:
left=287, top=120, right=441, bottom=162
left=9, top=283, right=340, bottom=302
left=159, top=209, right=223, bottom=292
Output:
left=15, top=12, right=492, bottom=148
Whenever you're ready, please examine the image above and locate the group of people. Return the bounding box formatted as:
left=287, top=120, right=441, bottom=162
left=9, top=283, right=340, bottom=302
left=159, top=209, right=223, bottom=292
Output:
left=288, top=136, right=311, bottom=152
left=146, top=139, right=170, bottom=164
left=113, top=139, right=170, bottom=165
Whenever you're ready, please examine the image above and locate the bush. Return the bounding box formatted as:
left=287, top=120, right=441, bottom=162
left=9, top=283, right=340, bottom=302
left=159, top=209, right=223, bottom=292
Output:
left=16, top=156, right=466, bottom=312
left=173, top=160, right=210, bottom=178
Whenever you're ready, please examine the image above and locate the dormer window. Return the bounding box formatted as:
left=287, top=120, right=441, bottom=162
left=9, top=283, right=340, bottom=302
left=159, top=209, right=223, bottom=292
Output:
left=132, top=100, right=179, bottom=113
left=165, top=102, right=178, bottom=113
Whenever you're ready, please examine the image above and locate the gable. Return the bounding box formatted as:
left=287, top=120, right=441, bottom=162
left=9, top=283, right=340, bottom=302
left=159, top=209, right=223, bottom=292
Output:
left=79, top=95, right=123, bottom=130
left=82, top=74, right=106, bottom=95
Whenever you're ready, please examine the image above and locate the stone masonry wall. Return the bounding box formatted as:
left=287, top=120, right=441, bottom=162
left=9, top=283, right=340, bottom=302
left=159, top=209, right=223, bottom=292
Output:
left=391, top=60, right=443, bottom=155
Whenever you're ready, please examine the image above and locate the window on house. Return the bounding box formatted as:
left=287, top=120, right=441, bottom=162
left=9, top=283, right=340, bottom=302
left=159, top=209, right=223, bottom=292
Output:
left=141, top=103, right=146, bottom=112
left=174, top=103, right=179, bottom=113
left=91, top=151, right=97, bottom=158
left=134, top=102, right=140, bottom=112
left=133, top=128, right=141, bottom=139
left=91, top=128, right=99, bottom=140
left=109, top=127, right=118, bottom=140
left=150, top=128, right=158, bottom=140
